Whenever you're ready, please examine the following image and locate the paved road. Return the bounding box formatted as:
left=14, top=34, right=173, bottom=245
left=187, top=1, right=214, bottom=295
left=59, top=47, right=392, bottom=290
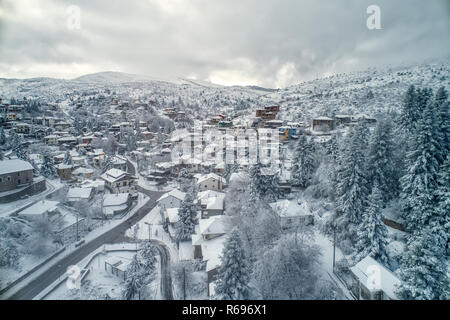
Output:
left=151, top=241, right=174, bottom=300
left=8, top=190, right=165, bottom=300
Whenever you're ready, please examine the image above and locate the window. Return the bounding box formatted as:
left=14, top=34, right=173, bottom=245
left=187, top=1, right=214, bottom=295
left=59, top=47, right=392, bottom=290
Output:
left=7, top=176, right=11, bottom=182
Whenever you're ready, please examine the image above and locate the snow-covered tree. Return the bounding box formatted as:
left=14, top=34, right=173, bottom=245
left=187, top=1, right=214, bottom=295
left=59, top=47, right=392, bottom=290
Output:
left=248, top=164, right=280, bottom=203
left=433, top=87, right=449, bottom=158
left=40, top=153, right=57, bottom=178
left=354, top=183, right=389, bottom=265
left=398, top=86, right=433, bottom=134
left=215, top=229, right=251, bottom=300
left=0, top=127, right=6, bottom=145
left=175, top=193, right=197, bottom=242
left=122, top=255, right=145, bottom=300
left=400, top=100, right=443, bottom=230
left=334, top=122, right=371, bottom=239
left=396, top=227, right=450, bottom=300
left=137, top=241, right=158, bottom=285
left=63, top=150, right=72, bottom=165
left=367, top=117, right=398, bottom=201
left=433, top=156, right=450, bottom=253
left=291, top=134, right=316, bottom=188
left=252, top=233, right=321, bottom=299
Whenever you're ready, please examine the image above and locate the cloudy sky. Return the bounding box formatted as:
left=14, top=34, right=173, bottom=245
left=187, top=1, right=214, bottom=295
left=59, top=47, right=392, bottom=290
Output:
left=0, top=0, right=449, bottom=87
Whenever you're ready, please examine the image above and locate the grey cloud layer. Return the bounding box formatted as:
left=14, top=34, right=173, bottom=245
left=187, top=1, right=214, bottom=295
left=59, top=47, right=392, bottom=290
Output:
left=0, top=0, right=449, bottom=87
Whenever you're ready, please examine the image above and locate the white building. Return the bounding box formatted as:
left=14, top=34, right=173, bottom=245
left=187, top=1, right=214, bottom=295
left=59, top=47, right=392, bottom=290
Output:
left=196, top=173, right=226, bottom=192
left=18, top=200, right=59, bottom=222
left=156, top=189, right=186, bottom=210
left=350, top=256, right=401, bottom=300
left=102, top=193, right=131, bottom=217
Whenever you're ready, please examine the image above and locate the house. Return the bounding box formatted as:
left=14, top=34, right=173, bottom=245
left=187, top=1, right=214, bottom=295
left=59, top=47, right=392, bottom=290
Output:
left=197, top=190, right=226, bottom=218
left=0, top=159, right=34, bottom=192
left=100, top=168, right=136, bottom=195
left=312, top=117, right=334, bottom=132
left=156, top=189, right=186, bottom=210
left=199, top=215, right=232, bottom=241
left=196, top=173, right=226, bottom=192
left=350, top=256, right=401, bottom=300
left=164, top=207, right=180, bottom=239
left=18, top=200, right=59, bottom=222
left=72, top=167, right=94, bottom=180
left=111, top=155, right=128, bottom=172
left=200, top=235, right=228, bottom=285
left=102, top=193, right=132, bottom=217
left=44, top=134, right=59, bottom=145
left=55, top=164, right=73, bottom=181
left=66, top=187, right=94, bottom=204
left=269, top=199, right=314, bottom=228
left=15, top=123, right=31, bottom=134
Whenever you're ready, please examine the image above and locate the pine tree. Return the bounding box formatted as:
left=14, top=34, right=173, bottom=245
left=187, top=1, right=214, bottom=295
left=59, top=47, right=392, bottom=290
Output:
left=63, top=150, right=72, bottom=165
left=367, top=117, right=398, bottom=201
left=433, top=87, right=449, bottom=158
left=249, top=164, right=280, bottom=203
left=354, top=183, right=390, bottom=265
left=400, top=101, right=442, bottom=230
left=137, top=241, right=158, bottom=283
left=396, top=227, right=450, bottom=300
left=215, top=229, right=251, bottom=300
left=0, top=127, right=6, bottom=145
left=291, top=134, right=316, bottom=188
left=335, top=122, right=370, bottom=226
left=40, top=154, right=57, bottom=178
left=175, top=193, right=197, bottom=242
left=433, top=156, right=450, bottom=253
left=122, top=255, right=144, bottom=300
left=398, top=85, right=418, bottom=133
left=249, top=163, right=264, bottom=202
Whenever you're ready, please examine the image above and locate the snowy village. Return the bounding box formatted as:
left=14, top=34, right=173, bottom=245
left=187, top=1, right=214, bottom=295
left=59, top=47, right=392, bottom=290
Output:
left=0, top=0, right=449, bottom=304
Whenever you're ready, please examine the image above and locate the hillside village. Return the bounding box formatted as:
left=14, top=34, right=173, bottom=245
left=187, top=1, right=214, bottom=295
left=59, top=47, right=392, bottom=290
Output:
left=0, top=59, right=449, bottom=301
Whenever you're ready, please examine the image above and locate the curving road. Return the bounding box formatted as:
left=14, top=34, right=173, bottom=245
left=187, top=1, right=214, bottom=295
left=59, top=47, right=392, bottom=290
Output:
left=151, top=241, right=174, bottom=300
left=7, top=190, right=165, bottom=300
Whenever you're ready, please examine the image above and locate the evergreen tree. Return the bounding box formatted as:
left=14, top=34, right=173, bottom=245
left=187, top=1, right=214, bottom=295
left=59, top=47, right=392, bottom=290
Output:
left=335, top=122, right=371, bottom=227
left=433, top=87, right=449, bottom=158
left=122, top=255, right=144, bottom=300
left=400, top=101, right=442, bottom=230
left=215, top=228, right=251, bottom=300
left=433, top=156, right=450, bottom=253
left=175, top=193, right=197, bottom=242
left=137, top=241, right=158, bottom=283
left=354, top=183, right=390, bottom=265
left=396, top=227, right=450, bottom=300
left=398, top=85, right=417, bottom=133
left=367, top=117, right=398, bottom=201
left=249, top=164, right=280, bottom=203
left=40, top=154, right=57, bottom=178
left=291, top=135, right=316, bottom=188
left=63, top=150, right=72, bottom=165
left=0, top=127, right=6, bottom=145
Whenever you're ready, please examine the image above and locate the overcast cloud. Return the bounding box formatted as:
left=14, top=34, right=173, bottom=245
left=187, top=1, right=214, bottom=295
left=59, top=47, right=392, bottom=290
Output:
left=0, top=0, right=449, bottom=87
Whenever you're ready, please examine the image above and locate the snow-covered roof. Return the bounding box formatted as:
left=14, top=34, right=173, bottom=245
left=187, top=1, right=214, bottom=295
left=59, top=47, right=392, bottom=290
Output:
left=103, top=193, right=130, bottom=207
left=269, top=199, right=311, bottom=218
left=197, top=173, right=226, bottom=184
left=157, top=189, right=186, bottom=202
left=19, top=200, right=59, bottom=216
left=166, top=208, right=180, bottom=223
left=350, top=256, right=401, bottom=300
left=199, top=215, right=231, bottom=236
left=67, top=187, right=93, bottom=200
left=206, top=196, right=224, bottom=211
left=201, top=235, right=228, bottom=272
left=0, top=159, right=33, bottom=175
